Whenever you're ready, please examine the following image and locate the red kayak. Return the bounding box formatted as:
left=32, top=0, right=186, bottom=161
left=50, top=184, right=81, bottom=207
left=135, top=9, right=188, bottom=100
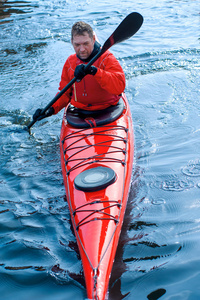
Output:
left=60, top=92, right=134, bottom=300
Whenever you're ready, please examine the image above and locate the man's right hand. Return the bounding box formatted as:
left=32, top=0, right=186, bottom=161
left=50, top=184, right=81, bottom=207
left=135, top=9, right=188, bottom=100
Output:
left=74, top=64, right=97, bottom=82
left=74, top=64, right=86, bottom=82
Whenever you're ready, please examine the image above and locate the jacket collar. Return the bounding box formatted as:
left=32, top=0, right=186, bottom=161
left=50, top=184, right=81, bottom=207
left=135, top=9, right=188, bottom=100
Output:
left=76, top=41, right=101, bottom=62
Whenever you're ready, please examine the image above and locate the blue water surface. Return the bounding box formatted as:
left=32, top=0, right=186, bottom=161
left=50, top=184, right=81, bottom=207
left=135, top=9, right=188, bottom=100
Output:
left=0, top=0, right=200, bottom=299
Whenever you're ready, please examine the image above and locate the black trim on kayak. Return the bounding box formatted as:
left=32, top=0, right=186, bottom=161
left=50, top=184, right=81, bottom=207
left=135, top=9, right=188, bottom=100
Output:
left=66, top=98, right=124, bottom=128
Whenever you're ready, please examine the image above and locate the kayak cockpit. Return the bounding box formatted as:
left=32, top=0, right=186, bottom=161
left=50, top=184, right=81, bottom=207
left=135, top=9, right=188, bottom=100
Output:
left=66, top=97, right=124, bottom=128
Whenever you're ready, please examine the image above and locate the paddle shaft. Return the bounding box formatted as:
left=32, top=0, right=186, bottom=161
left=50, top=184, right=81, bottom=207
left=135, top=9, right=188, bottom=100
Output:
left=27, top=12, right=143, bottom=130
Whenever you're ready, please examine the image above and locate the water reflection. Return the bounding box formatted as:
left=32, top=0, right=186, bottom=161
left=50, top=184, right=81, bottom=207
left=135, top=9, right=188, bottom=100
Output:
left=0, top=0, right=34, bottom=22
left=0, top=0, right=9, bottom=21
left=147, top=288, right=166, bottom=300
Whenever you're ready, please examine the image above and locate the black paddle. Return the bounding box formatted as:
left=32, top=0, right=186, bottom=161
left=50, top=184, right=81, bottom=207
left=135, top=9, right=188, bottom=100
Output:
left=27, top=12, right=143, bottom=130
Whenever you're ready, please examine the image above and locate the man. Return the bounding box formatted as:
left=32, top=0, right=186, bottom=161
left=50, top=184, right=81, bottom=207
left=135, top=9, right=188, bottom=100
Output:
left=33, top=21, right=126, bottom=120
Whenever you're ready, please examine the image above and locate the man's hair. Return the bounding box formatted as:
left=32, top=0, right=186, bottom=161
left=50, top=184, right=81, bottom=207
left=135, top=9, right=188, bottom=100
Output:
left=71, top=21, right=94, bottom=40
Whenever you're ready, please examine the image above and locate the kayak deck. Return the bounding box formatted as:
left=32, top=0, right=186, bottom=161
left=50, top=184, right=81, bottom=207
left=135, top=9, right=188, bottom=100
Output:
left=60, top=94, right=134, bottom=299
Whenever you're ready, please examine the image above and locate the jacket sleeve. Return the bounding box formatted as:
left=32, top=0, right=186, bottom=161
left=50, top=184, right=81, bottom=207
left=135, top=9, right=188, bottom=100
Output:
left=52, top=60, right=72, bottom=114
left=94, top=52, right=126, bottom=95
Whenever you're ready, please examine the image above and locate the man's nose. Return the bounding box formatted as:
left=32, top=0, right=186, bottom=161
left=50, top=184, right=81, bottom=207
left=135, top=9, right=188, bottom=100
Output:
left=80, top=44, right=85, bottom=51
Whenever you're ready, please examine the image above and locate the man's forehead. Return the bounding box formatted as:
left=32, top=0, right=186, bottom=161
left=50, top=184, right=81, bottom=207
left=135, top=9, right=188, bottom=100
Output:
left=73, top=32, right=91, bottom=40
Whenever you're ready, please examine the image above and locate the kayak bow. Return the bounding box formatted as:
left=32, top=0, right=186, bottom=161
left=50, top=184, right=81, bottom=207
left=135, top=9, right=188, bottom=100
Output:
left=60, top=93, right=134, bottom=300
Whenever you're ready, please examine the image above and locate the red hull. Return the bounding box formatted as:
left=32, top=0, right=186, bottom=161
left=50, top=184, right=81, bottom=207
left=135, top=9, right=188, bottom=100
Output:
left=60, top=93, right=134, bottom=300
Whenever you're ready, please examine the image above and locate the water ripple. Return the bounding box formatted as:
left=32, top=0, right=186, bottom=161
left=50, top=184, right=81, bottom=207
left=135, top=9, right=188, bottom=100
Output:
left=182, top=160, right=200, bottom=177
left=123, top=48, right=200, bottom=78
left=123, top=240, right=182, bottom=273
left=152, top=176, right=194, bottom=191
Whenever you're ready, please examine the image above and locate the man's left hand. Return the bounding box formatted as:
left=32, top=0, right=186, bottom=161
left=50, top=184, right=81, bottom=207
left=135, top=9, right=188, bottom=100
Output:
left=33, top=107, right=54, bottom=121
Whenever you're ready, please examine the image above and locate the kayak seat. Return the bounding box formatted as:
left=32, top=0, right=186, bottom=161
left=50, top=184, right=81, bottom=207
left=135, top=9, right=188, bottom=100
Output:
left=66, top=98, right=124, bottom=128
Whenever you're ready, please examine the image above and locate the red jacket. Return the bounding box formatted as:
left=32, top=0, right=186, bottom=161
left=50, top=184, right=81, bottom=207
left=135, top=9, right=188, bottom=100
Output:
left=52, top=50, right=126, bottom=113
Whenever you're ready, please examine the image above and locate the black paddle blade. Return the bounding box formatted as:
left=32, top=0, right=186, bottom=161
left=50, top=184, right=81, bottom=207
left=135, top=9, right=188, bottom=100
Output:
left=102, top=12, right=143, bottom=52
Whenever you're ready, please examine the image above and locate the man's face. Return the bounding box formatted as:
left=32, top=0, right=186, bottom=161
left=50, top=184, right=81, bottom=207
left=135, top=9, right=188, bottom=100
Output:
left=72, top=32, right=95, bottom=60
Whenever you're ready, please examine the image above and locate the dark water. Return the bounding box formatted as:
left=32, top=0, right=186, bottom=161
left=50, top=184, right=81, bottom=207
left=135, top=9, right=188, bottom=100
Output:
left=0, top=0, right=200, bottom=299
